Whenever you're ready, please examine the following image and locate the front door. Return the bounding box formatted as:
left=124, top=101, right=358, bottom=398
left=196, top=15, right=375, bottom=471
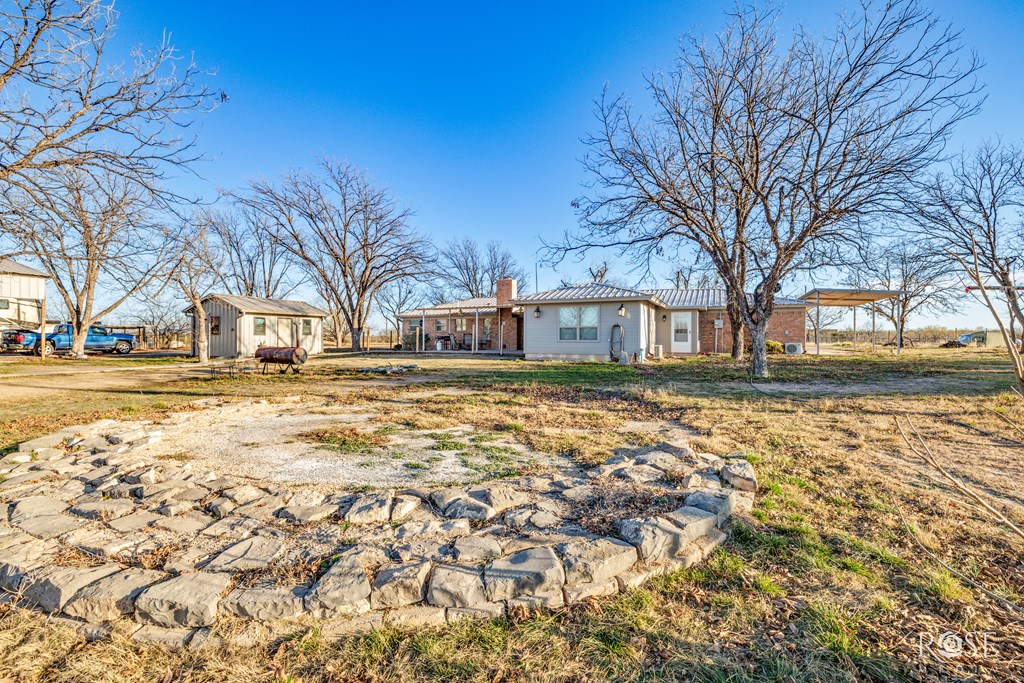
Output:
left=671, top=312, right=693, bottom=354
left=277, top=318, right=294, bottom=347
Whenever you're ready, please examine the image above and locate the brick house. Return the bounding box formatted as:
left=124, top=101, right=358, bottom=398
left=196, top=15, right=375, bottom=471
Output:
left=512, top=284, right=810, bottom=361
left=399, top=278, right=524, bottom=352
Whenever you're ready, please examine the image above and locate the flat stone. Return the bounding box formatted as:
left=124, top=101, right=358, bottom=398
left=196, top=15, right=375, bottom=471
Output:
left=220, top=586, right=307, bottom=621
left=614, top=566, right=661, bottom=591
left=560, top=485, right=598, bottom=502
left=370, top=560, right=431, bottom=609
left=156, top=501, right=195, bottom=516
left=611, top=464, right=664, bottom=484
left=304, top=551, right=372, bottom=616
left=224, top=484, right=267, bottom=505
left=504, top=508, right=533, bottom=528
left=617, top=517, right=688, bottom=562
left=662, top=505, right=719, bottom=546
left=18, top=433, right=68, bottom=453
left=319, top=612, right=384, bottom=637
left=557, top=537, right=638, bottom=586
left=204, top=536, right=284, bottom=572
left=231, top=495, right=286, bottom=521
left=10, top=496, right=67, bottom=522
left=563, top=578, right=619, bottom=604
left=201, top=516, right=261, bottom=539
left=63, top=568, right=165, bottom=622
left=452, top=535, right=502, bottom=562
left=447, top=602, right=505, bottom=622
left=427, top=564, right=486, bottom=608
left=394, top=519, right=470, bottom=541
left=207, top=497, right=236, bottom=518
left=444, top=496, right=497, bottom=522
left=383, top=605, right=446, bottom=629
left=720, top=459, right=758, bottom=492
left=344, top=492, right=393, bottom=524
left=467, top=485, right=532, bottom=512
left=484, top=546, right=565, bottom=601
left=529, top=511, right=561, bottom=529
left=0, top=539, right=54, bottom=590
left=131, top=625, right=197, bottom=648
left=135, top=571, right=233, bottom=627
left=390, top=495, right=423, bottom=521
left=277, top=505, right=337, bottom=524
left=21, top=564, right=121, bottom=613
left=507, top=591, right=564, bottom=611
left=154, top=512, right=214, bottom=535
left=68, top=498, right=136, bottom=520
left=684, top=489, right=738, bottom=523
left=107, top=511, right=162, bottom=533
left=15, top=514, right=85, bottom=539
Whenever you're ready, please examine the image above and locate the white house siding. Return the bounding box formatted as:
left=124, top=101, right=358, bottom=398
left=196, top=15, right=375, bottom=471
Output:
left=523, top=301, right=645, bottom=361
left=0, top=273, right=46, bottom=328
left=653, top=308, right=702, bottom=355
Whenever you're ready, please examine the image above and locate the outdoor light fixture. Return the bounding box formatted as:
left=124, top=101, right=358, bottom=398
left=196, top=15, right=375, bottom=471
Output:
left=533, top=306, right=541, bottom=318
left=662, top=314, right=667, bottom=322
left=617, top=304, right=626, bottom=317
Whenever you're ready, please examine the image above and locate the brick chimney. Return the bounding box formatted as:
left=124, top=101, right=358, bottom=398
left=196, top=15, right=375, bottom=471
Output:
left=495, top=278, right=517, bottom=307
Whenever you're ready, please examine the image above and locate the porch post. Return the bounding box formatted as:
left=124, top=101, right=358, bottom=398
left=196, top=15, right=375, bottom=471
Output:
left=871, top=306, right=876, bottom=353
left=474, top=310, right=479, bottom=353
left=896, top=299, right=903, bottom=356
left=815, top=292, right=821, bottom=356
left=420, top=311, right=425, bottom=353
left=852, top=305, right=857, bottom=352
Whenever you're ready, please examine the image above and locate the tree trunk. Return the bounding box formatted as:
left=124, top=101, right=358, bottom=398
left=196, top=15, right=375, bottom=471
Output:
left=727, top=296, right=744, bottom=359
left=194, top=307, right=210, bottom=365
left=750, top=322, right=769, bottom=378
left=351, top=327, right=362, bottom=351
left=70, top=323, right=88, bottom=358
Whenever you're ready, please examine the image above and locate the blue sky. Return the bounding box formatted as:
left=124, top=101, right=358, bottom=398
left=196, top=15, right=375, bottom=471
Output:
left=112, top=0, right=1024, bottom=330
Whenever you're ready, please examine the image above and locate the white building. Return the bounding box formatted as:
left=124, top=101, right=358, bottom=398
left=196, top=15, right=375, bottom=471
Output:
left=186, top=294, right=328, bottom=358
left=0, top=259, right=48, bottom=330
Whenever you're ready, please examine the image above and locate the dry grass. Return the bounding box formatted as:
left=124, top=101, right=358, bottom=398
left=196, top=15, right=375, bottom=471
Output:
left=2, top=350, right=1024, bottom=680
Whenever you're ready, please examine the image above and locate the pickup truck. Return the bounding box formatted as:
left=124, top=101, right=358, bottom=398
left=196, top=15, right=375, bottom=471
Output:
left=2, top=324, right=135, bottom=355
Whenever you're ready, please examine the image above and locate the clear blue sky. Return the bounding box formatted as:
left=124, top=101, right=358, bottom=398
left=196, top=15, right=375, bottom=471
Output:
left=113, top=0, right=1024, bottom=330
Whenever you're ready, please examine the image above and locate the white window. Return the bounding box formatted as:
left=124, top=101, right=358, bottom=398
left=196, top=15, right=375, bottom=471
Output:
left=455, top=318, right=466, bottom=332
left=674, top=316, right=689, bottom=342
left=435, top=319, right=446, bottom=332
left=558, top=305, right=599, bottom=341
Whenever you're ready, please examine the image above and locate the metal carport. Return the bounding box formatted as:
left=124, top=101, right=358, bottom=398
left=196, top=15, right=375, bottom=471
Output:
left=800, top=288, right=907, bottom=355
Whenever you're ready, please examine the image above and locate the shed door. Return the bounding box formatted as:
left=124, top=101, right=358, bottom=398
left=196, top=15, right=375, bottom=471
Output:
left=671, top=312, right=693, bottom=354
left=277, top=317, right=294, bottom=347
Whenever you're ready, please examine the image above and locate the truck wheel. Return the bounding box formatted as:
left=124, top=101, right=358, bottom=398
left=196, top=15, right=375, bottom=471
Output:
left=114, top=341, right=132, bottom=354
left=34, top=341, right=55, bottom=357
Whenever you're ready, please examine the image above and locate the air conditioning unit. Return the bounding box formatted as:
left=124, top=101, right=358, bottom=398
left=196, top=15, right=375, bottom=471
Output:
left=653, top=344, right=663, bottom=359
left=784, top=342, right=803, bottom=355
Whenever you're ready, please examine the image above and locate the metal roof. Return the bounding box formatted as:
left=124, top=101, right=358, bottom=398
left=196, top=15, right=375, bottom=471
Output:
left=512, top=284, right=810, bottom=308
left=400, top=297, right=500, bottom=317
left=201, top=294, right=329, bottom=317
left=513, top=283, right=652, bottom=303
left=801, top=288, right=905, bottom=306
left=0, top=259, right=48, bottom=278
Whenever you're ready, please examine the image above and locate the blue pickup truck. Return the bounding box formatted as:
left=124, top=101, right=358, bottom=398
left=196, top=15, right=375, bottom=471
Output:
left=1, top=324, right=135, bottom=355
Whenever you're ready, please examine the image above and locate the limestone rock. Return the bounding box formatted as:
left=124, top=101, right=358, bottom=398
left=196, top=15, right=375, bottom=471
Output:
left=662, top=505, right=719, bottom=546
left=220, top=586, right=308, bottom=621
left=684, top=489, right=738, bottom=523
left=21, top=564, right=121, bottom=613
left=69, top=498, right=136, bottom=520
left=427, top=564, right=486, bottom=608
left=277, top=505, right=337, bottom=524
left=720, top=459, right=758, bottom=492
left=135, top=571, right=232, bottom=627
left=204, top=536, right=285, bottom=572
left=63, top=568, right=165, bottom=622
left=344, top=492, right=393, bottom=524
left=452, top=535, right=502, bottom=562
left=563, top=578, right=619, bottom=604
left=305, top=551, right=372, bottom=616
left=370, top=560, right=431, bottom=609
left=617, top=517, right=688, bottom=562
left=484, top=547, right=565, bottom=601
left=557, top=537, right=638, bottom=587
left=383, top=605, right=446, bottom=629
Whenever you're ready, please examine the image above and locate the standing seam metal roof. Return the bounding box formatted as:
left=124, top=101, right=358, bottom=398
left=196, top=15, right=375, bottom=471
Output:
left=0, top=259, right=48, bottom=278
left=202, top=294, right=329, bottom=317
left=513, top=285, right=810, bottom=308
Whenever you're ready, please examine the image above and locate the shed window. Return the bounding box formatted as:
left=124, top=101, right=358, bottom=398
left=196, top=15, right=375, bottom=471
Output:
left=558, top=306, right=599, bottom=341
left=210, top=316, right=221, bottom=336
left=253, top=317, right=266, bottom=336
left=0, top=299, right=8, bottom=309
left=302, top=318, right=312, bottom=335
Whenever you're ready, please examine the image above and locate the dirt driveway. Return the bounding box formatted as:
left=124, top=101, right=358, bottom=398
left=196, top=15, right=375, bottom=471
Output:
left=0, top=363, right=211, bottom=401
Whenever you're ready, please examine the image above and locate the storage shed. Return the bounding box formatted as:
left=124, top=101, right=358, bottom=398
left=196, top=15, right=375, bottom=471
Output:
left=186, top=294, right=328, bottom=358
left=0, top=258, right=48, bottom=330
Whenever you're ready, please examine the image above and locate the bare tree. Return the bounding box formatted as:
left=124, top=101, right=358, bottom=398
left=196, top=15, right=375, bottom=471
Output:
left=234, top=160, right=434, bottom=351
left=173, top=213, right=221, bottom=364
left=123, top=295, right=188, bottom=349
left=435, top=237, right=527, bottom=299
left=805, top=306, right=846, bottom=345
left=377, top=278, right=425, bottom=338
left=848, top=240, right=956, bottom=344
left=558, top=258, right=625, bottom=288
left=550, top=1, right=980, bottom=376
left=914, top=142, right=1024, bottom=389
left=208, top=205, right=300, bottom=299
left=3, top=168, right=176, bottom=356
left=0, top=1, right=217, bottom=205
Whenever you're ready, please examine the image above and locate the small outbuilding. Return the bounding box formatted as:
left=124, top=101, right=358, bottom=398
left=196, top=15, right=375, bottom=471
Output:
left=0, top=258, right=48, bottom=330
left=186, top=294, right=328, bottom=358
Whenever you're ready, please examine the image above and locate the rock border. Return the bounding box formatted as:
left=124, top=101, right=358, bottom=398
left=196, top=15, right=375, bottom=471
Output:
left=0, top=398, right=756, bottom=647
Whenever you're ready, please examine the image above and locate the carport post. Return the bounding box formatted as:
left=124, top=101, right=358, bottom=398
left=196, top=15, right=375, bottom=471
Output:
left=38, top=297, right=46, bottom=361
left=896, top=299, right=903, bottom=356
left=852, top=306, right=857, bottom=352
left=871, top=306, right=876, bottom=353
left=815, top=291, right=821, bottom=356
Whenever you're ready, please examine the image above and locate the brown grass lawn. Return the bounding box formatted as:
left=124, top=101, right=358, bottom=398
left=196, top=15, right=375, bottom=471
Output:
left=1, top=349, right=1022, bottom=682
